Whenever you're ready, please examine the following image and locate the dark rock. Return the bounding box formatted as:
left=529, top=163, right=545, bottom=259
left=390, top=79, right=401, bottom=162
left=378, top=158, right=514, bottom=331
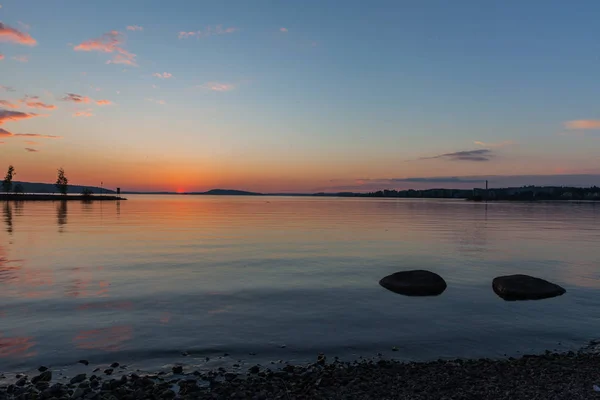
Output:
left=104, top=368, right=113, bottom=375
left=317, top=353, right=326, bottom=365
left=78, top=360, right=89, bottom=366
left=15, top=376, right=27, bottom=386
left=38, top=366, right=48, bottom=372
left=492, top=274, right=566, bottom=301
left=172, top=365, right=183, bottom=374
left=70, top=373, right=87, bottom=384
left=249, top=366, right=260, bottom=374
left=110, top=362, right=119, bottom=368
left=379, top=270, right=447, bottom=296
left=35, top=381, right=50, bottom=391
left=224, top=372, right=237, bottom=381
left=161, top=389, right=176, bottom=399
left=32, top=370, right=52, bottom=383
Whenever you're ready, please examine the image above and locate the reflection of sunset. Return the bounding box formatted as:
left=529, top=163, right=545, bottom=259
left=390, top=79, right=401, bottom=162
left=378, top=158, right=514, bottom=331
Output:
left=74, top=325, right=133, bottom=351
left=77, top=301, right=133, bottom=311
left=0, top=334, right=36, bottom=358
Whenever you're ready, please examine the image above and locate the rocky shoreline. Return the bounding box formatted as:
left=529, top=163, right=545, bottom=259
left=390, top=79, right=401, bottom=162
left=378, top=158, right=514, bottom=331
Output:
left=2, top=350, right=600, bottom=399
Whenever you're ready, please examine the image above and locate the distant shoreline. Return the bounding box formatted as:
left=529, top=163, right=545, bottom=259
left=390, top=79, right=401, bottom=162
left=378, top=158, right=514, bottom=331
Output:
left=0, top=194, right=126, bottom=201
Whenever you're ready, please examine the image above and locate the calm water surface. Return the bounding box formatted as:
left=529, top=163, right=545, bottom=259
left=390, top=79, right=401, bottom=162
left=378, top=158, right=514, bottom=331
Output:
left=1, top=196, right=599, bottom=373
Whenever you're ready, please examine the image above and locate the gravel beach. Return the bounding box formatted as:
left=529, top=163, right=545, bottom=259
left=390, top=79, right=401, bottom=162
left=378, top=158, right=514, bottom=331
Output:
left=2, top=350, right=600, bottom=399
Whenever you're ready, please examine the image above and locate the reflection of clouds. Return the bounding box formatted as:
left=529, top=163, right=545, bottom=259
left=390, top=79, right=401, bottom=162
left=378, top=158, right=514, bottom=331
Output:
left=208, top=305, right=232, bottom=315
left=57, top=201, right=67, bottom=232
left=74, top=325, right=132, bottom=351
left=0, top=252, right=55, bottom=299
left=3, top=202, right=12, bottom=234
left=159, top=312, right=171, bottom=324
left=0, top=334, right=36, bottom=358
left=65, top=267, right=110, bottom=298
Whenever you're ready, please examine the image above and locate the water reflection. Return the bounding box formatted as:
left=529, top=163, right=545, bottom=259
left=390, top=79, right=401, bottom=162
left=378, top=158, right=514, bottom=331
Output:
left=3, top=202, right=12, bottom=234
left=0, top=334, right=36, bottom=358
left=74, top=325, right=133, bottom=351
left=65, top=267, right=110, bottom=298
left=57, top=201, right=67, bottom=232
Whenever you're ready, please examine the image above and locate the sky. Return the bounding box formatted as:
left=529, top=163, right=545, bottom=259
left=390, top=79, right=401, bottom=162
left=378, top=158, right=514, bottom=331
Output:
left=1, top=0, right=599, bottom=193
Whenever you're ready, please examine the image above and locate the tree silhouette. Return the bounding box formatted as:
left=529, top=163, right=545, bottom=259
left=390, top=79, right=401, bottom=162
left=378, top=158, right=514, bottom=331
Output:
left=56, top=168, right=69, bottom=195
left=2, top=165, right=15, bottom=194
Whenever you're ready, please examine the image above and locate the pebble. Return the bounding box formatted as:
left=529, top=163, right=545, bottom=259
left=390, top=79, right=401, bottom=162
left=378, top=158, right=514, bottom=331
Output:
left=172, top=365, right=183, bottom=374
left=78, top=360, right=90, bottom=366
left=70, top=373, right=87, bottom=384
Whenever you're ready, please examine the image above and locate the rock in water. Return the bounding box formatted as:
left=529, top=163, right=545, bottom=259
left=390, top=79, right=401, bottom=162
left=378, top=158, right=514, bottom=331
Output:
left=492, top=274, right=566, bottom=301
left=31, top=370, right=52, bottom=384
left=379, top=270, right=447, bottom=296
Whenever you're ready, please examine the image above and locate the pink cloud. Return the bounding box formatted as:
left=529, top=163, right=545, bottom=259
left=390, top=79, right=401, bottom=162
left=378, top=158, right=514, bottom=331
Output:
left=0, top=22, right=37, bottom=46
left=126, top=25, right=143, bottom=32
left=0, top=109, right=39, bottom=125
left=23, top=100, right=56, bottom=110
left=73, top=110, right=94, bottom=117
left=74, top=30, right=137, bottom=66
left=62, top=93, right=91, bottom=103
left=0, top=128, right=60, bottom=139
left=198, top=82, right=235, bottom=92
left=152, top=72, right=173, bottom=79
left=565, top=120, right=600, bottom=130
left=96, top=99, right=112, bottom=105
left=280, top=27, right=288, bottom=33
left=0, top=100, right=19, bottom=109
left=25, top=147, right=38, bottom=152
left=11, top=55, right=28, bottom=63
left=178, top=25, right=238, bottom=39
left=0, top=54, right=4, bottom=60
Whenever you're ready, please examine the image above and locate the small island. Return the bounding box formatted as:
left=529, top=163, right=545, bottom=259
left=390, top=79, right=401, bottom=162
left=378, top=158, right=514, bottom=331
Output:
left=1, top=165, right=126, bottom=201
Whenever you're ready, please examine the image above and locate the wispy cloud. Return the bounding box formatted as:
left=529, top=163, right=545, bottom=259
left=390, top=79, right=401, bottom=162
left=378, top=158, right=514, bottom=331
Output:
left=73, top=110, right=94, bottom=117
left=0, top=128, right=61, bottom=139
left=565, top=120, right=600, bottom=130
left=74, top=30, right=137, bottom=66
left=280, top=27, right=288, bottom=33
left=474, top=140, right=515, bottom=148
left=17, top=21, right=31, bottom=30
left=152, top=72, right=173, bottom=79
left=126, top=25, right=143, bottom=32
left=0, top=100, right=19, bottom=109
left=197, top=82, right=235, bottom=92
left=0, top=85, right=15, bottom=92
left=420, top=149, right=493, bottom=162
left=0, top=22, right=37, bottom=46
left=96, top=99, right=112, bottom=105
left=25, top=147, right=38, bottom=152
left=24, top=140, right=38, bottom=145
left=23, top=100, right=56, bottom=109
left=178, top=25, right=238, bottom=39
left=62, top=93, right=92, bottom=103
left=0, top=54, right=4, bottom=60
left=146, top=98, right=166, bottom=105
left=11, top=55, right=28, bottom=63
left=0, top=109, right=39, bottom=125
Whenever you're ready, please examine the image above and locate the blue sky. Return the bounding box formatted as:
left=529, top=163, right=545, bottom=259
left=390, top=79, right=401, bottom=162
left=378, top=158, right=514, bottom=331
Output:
left=1, top=0, right=599, bottom=192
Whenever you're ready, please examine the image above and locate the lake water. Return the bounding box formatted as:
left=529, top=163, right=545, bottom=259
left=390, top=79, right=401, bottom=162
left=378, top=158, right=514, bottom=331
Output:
left=1, top=196, right=599, bottom=374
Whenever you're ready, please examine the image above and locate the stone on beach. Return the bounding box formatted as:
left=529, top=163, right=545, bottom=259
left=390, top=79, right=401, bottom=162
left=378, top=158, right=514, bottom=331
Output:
left=379, top=270, right=447, bottom=296
left=493, top=274, right=566, bottom=301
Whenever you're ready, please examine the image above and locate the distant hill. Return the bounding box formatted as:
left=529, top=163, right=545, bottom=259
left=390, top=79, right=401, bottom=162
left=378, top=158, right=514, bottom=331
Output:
left=195, top=189, right=262, bottom=196
left=12, top=181, right=116, bottom=194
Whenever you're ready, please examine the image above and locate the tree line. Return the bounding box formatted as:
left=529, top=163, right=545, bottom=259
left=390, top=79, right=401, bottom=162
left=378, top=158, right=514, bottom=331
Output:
left=2, top=165, right=69, bottom=195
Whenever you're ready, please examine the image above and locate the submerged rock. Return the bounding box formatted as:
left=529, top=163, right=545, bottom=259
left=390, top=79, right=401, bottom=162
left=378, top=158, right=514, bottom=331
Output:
left=379, top=270, right=447, bottom=296
left=492, top=274, right=566, bottom=301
